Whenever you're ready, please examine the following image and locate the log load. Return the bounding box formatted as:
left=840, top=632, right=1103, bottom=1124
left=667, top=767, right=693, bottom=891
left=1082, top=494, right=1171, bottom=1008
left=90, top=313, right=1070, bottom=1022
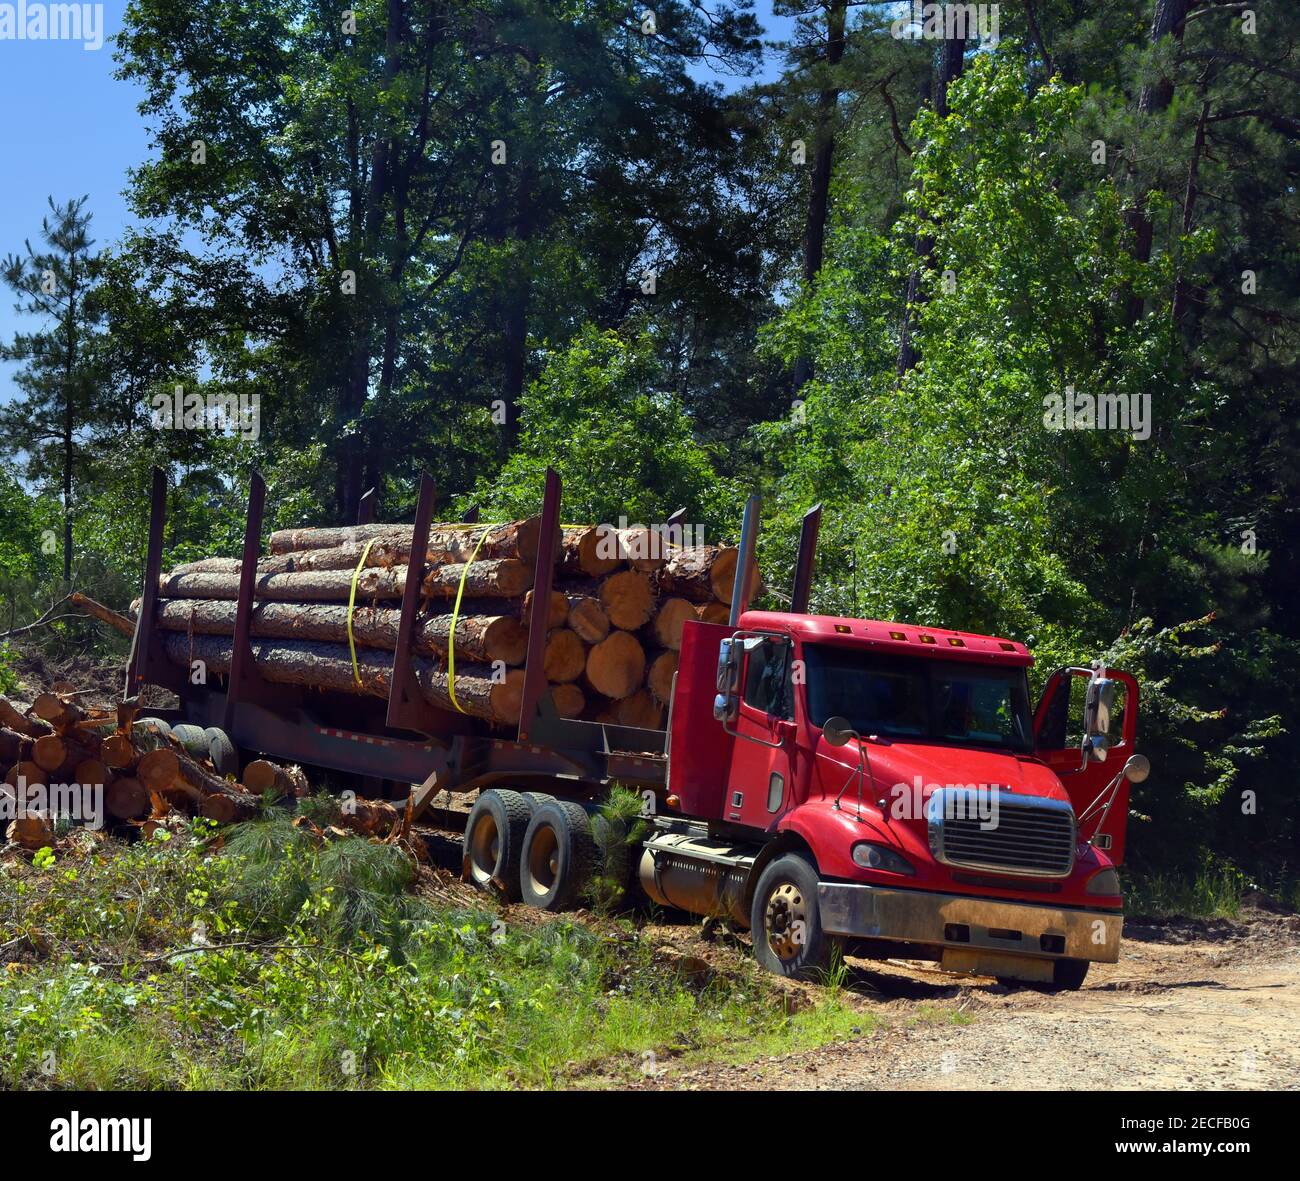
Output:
left=146, top=599, right=528, bottom=666
left=647, top=650, right=679, bottom=706
left=160, top=633, right=523, bottom=725
left=130, top=513, right=757, bottom=739
left=585, top=630, right=646, bottom=701
left=268, top=517, right=556, bottom=565
left=654, top=545, right=762, bottom=605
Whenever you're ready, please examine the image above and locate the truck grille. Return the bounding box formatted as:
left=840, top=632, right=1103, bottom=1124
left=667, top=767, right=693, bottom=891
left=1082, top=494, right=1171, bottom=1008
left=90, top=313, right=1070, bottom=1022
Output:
left=927, top=790, right=1076, bottom=878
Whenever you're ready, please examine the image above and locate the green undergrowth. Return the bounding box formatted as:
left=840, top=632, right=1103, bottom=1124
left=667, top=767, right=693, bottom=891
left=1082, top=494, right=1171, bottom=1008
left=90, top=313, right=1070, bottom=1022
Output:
left=0, top=808, right=874, bottom=1090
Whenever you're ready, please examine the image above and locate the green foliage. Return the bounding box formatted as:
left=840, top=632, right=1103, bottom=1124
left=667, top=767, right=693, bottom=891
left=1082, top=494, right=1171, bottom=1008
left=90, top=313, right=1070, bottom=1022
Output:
left=475, top=326, right=739, bottom=534
left=0, top=643, right=21, bottom=695
left=0, top=819, right=868, bottom=1089
left=587, top=785, right=653, bottom=914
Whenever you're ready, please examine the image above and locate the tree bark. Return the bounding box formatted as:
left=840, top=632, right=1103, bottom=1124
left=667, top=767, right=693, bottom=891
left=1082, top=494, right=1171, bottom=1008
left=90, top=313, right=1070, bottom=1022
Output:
left=148, top=598, right=527, bottom=665
left=655, top=546, right=757, bottom=605
left=161, top=632, right=522, bottom=725
left=268, top=517, right=551, bottom=565
left=793, top=0, right=848, bottom=391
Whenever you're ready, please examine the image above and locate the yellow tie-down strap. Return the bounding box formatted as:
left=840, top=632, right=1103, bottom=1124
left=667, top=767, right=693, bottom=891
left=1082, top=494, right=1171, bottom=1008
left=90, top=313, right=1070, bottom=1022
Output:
left=448, top=525, right=494, bottom=712
left=347, top=538, right=379, bottom=685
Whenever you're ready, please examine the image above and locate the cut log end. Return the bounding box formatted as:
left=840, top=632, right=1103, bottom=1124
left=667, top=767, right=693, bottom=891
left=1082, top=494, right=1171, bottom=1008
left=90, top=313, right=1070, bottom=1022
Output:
left=586, top=630, right=647, bottom=701
left=600, top=570, right=654, bottom=631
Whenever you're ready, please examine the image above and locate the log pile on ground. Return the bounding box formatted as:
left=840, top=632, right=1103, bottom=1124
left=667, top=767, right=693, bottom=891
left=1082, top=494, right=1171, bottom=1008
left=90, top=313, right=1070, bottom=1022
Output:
left=137, top=517, right=759, bottom=732
left=0, top=685, right=301, bottom=847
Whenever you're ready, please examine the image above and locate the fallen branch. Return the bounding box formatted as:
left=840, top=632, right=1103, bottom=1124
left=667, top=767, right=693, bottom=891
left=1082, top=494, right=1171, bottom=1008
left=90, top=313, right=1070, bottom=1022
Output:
left=69, top=592, right=136, bottom=638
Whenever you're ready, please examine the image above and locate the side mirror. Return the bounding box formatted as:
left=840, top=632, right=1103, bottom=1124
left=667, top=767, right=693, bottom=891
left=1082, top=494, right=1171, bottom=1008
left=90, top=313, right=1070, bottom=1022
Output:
left=822, top=716, right=857, bottom=747
left=1083, top=733, right=1110, bottom=763
left=713, top=638, right=740, bottom=723
left=1084, top=675, right=1116, bottom=738
left=1122, top=753, right=1150, bottom=783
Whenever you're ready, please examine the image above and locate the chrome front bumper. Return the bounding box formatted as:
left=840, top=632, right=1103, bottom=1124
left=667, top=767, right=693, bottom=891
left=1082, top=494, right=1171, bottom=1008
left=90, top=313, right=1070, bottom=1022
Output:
left=818, top=882, right=1122, bottom=964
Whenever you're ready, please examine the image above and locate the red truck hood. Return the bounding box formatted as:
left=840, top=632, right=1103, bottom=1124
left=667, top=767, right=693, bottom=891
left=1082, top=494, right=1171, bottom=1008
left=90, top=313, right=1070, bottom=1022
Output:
left=825, top=739, right=1069, bottom=810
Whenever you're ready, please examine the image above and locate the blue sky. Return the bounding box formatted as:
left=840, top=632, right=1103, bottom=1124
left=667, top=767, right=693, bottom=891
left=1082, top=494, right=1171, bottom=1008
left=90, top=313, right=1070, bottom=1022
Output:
left=0, top=0, right=796, bottom=408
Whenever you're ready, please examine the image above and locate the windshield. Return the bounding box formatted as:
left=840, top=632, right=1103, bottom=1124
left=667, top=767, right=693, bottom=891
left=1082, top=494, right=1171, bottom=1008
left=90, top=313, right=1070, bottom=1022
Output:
left=803, top=644, right=1033, bottom=752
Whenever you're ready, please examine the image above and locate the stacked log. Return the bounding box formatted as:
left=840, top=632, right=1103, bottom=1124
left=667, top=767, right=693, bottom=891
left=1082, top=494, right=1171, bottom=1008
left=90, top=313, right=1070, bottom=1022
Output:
left=139, top=517, right=758, bottom=731
left=0, top=687, right=269, bottom=844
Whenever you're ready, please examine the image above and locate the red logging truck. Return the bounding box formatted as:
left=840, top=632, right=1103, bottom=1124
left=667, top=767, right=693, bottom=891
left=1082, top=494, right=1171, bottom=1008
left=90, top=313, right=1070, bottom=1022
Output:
left=127, top=469, right=1146, bottom=986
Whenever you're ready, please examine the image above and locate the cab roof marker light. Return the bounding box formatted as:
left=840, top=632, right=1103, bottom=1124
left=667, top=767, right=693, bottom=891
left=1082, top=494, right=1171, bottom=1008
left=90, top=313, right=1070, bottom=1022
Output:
left=834, top=624, right=851, bottom=633
left=919, top=635, right=935, bottom=644
left=999, top=641, right=1016, bottom=651
left=889, top=630, right=907, bottom=641
left=947, top=637, right=965, bottom=647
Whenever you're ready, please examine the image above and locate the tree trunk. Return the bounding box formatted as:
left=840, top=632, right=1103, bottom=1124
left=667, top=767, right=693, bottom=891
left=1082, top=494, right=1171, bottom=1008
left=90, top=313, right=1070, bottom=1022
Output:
left=149, top=598, right=527, bottom=665
left=543, top=628, right=587, bottom=683
left=652, top=597, right=696, bottom=651
left=793, top=0, right=848, bottom=391
left=161, top=632, right=522, bottom=725
left=654, top=546, right=756, bottom=605
left=599, top=570, right=655, bottom=630
left=585, top=630, right=646, bottom=700
left=562, top=526, right=623, bottom=577
left=565, top=595, right=610, bottom=644
left=268, top=517, right=551, bottom=564
left=647, top=649, right=678, bottom=705
left=1124, top=0, right=1191, bottom=324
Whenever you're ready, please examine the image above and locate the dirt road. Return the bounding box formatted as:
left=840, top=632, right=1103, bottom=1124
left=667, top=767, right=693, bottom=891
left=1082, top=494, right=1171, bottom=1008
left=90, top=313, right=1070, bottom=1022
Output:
left=639, top=911, right=1300, bottom=1091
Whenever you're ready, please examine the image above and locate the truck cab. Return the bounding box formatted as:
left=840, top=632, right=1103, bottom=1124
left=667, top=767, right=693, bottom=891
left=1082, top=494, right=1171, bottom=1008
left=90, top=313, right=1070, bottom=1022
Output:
left=645, top=611, right=1145, bottom=988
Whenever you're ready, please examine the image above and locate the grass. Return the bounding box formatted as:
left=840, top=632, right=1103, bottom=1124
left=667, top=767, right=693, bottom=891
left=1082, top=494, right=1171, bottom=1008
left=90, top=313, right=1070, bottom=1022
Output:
left=0, top=809, right=883, bottom=1090
left=1121, top=851, right=1300, bottom=920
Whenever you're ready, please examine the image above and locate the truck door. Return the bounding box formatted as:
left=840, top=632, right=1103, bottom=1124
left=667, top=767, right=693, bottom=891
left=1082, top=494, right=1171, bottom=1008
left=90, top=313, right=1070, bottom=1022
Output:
left=725, top=636, right=797, bottom=830
left=1032, top=667, right=1140, bottom=863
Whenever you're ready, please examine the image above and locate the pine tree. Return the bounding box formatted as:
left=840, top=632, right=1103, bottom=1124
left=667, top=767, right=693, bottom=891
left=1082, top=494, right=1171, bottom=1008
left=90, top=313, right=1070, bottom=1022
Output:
left=0, top=197, right=104, bottom=584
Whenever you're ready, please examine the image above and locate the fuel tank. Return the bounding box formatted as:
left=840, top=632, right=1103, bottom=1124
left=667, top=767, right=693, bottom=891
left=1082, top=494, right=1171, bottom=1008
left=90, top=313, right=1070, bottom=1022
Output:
left=638, top=829, right=753, bottom=926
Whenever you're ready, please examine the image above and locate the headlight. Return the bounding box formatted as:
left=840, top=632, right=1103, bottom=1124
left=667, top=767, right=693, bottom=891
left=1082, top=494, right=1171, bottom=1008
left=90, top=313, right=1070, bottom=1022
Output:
left=1086, top=868, right=1122, bottom=896
left=852, top=842, right=914, bottom=876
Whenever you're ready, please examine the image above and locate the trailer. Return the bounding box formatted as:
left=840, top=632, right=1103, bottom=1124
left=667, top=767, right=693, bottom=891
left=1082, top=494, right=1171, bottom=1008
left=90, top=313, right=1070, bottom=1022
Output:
left=126, top=467, right=1147, bottom=985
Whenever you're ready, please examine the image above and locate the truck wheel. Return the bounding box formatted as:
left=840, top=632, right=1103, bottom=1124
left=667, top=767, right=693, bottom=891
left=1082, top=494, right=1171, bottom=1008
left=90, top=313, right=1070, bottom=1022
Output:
left=519, top=799, right=596, bottom=912
left=750, top=853, right=832, bottom=981
left=1051, top=958, right=1090, bottom=990
left=204, top=727, right=239, bottom=778
left=997, top=959, right=1091, bottom=991
left=170, top=723, right=211, bottom=760
left=138, top=717, right=171, bottom=737
left=520, top=791, right=555, bottom=817
left=464, top=789, right=531, bottom=901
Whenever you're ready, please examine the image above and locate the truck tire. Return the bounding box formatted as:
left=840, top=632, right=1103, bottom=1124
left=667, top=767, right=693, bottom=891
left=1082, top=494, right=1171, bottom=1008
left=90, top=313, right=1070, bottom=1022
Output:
left=138, top=717, right=172, bottom=737
left=519, top=799, right=596, bottom=912
left=204, top=726, right=239, bottom=778
left=750, top=853, right=833, bottom=981
left=464, top=789, right=532, bottom=901
left=997, top=958, right=1091, bottom=991
left=169, top=723, right=211, bottom=760
left=520, top=791, right=555, bottom=817
left=1051, top=958, right=1090, bottom=990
